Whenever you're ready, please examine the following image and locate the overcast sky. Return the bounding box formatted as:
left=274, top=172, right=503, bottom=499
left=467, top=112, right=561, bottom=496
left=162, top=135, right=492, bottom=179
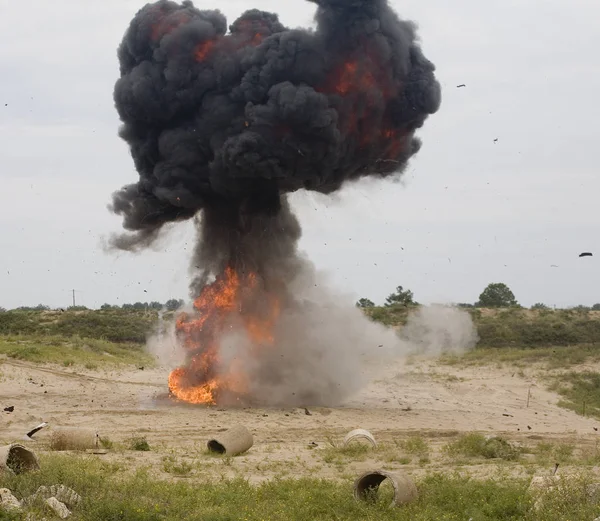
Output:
left=0, top=0, right=598, bottom=310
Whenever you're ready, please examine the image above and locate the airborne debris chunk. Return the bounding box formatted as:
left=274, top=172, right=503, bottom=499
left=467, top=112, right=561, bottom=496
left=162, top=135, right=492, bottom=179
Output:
left=25, top=422, right=48, bottom=440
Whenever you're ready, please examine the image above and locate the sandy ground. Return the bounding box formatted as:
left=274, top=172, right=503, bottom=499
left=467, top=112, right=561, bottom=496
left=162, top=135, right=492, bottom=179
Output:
left=1, top=355, right=599, bottom=482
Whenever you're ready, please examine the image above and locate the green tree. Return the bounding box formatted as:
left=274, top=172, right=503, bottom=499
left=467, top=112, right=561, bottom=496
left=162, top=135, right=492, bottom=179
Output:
left=356, top=298, right=375, bottom=308
left=476, top=283, right=518, bottom=308
left=165, top=299, right=185, bottom=311
left=592, top=303, right=600, bottom=311
left=572, top=305, right=591, bottom=312
left=531, top=303, right=549, bottom=310
left=149, top=301, right=163, bottom=310
left=384, top=286, right=416, bottom=307
left=15, top=304, right=50, bottom=311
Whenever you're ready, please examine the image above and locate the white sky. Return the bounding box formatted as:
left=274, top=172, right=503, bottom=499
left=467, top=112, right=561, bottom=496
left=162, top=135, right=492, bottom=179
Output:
left=0, top=0, right=598, bottom=309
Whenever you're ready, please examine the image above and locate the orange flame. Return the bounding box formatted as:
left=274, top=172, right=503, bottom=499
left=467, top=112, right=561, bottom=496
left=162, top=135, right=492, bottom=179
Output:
left=195, top=40, right=216, bottom=62
left=168, top=266, right=279, bottom=405
left=382, top=128, right=408, bottom=157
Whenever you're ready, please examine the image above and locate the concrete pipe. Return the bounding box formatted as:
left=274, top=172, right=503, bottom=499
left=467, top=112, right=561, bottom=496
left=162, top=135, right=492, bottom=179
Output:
left=49, top=428, right=99, bottom=451
left=343, top=429, right=377, bottom=448
left=0, top=444, right=40, bottom=475
left=207, top=425, right=253, bottom=456
left=354, top=470, right=418, bottom=507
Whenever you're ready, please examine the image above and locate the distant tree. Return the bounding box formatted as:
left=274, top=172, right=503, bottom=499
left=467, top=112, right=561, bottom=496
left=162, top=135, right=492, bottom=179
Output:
left=148, top=301, right=163, bottom=310
left=100, top=304, right=116, bottom=310
left=0, top=307, right=5, bottom=313
left=68, top=306, right=88, bottom=311
left=457, top=303, right=474, bottom=308
left=131, top=302, right=147, bottom=310
left=165, top=299, right=185, bottom=311
left=356, top=298, right=375, bottom=308
left=592, top=303, right=600, bottom=311
left=15, top=304, right=50, bottom=311
left=121, top=303, right=134, bottom=310
left=384, top=286, right=416, bottom=307
left=571, top=305, right=591, bottom=312
left=531, top=303, right=549, bottom=310
left=476, top=283, right=518, bottom=308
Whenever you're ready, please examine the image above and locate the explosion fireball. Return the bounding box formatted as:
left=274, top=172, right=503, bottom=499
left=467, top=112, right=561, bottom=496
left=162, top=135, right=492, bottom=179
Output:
left=108, top=0, right=441, bottom=406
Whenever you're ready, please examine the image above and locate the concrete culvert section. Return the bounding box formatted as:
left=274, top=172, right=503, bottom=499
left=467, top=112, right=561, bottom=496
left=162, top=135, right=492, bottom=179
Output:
left=354, top=470, right=418, bottom=507
left=207, top=425, right=253, bottom=456
left=49, top=428, right=99, bottom=451
left=343, top=429, right=377, bottom=448
left=0, top=444, right=40, bottom=474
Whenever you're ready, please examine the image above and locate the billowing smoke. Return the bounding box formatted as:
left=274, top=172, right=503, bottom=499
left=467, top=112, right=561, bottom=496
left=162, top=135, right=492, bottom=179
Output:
left=110, top=0, right=441, bottom=406
left=398, top=305, right=479, bottom=357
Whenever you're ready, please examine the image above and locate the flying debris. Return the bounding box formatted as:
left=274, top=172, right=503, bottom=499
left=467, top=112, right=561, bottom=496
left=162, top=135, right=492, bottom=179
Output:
left=579, top=252, right=593, bottom=258
left=456, top=84, right=466, bottom=88
left=493, top=138, right=498, bottom=143
left=25, top=422, right=48, bottom=440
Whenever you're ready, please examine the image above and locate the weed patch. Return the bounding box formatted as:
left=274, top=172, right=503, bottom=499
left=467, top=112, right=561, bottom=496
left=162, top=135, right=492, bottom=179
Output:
left=444, top=433, right=521, bottom=461
left=3, top=454, right=599, bottom=520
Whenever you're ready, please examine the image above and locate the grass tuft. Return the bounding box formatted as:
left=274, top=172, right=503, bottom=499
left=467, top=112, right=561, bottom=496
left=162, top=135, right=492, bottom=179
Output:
left=550, top=371, right=600, bottom=419
left=129, top=436, right=151, bottom=452
left=444, top=433, right=522, bottom=461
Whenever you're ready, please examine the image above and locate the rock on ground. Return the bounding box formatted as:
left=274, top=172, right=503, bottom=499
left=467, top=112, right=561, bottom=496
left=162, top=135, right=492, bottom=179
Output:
left=45, top=497, right=71, bottom=519
left=0, top=488, right=22, bottom=512
left=25, top=485, right=81, bottom=508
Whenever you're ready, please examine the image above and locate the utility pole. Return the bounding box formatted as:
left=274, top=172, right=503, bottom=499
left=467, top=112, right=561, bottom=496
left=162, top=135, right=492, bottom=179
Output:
left=72, top=289, right=76, bottom=307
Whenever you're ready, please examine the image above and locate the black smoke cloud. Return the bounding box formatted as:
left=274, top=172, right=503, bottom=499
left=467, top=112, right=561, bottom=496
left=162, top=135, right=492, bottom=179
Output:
left=109, top=0, right=441, bottom=248
left=111, top=0, right=441, bottom=405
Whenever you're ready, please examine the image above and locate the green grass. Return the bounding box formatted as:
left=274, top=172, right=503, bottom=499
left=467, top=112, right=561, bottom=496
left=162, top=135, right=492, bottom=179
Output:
left=444, top=433, right=522, bottom=461
left=129, top=436, right=151, bottom=452
left=441, top=345, right=600, bottom=369
left=3, top=307, right=600, bottom=351
left=364, top=306, right=600, bottom=348
left=550, top=371, right=600, bottom=419
left=535, top=441, right=575, bottom=465
left=399, top=436, right=430, bottom=457
left=2, top=454, right=600, bottom=520
left=161, top=455, right=193, bottom=476
left=320, top=442, right=374, bottom=464
left=0, top=309, right=160, bottom=343
left=0, top=334, right=152, bottom=367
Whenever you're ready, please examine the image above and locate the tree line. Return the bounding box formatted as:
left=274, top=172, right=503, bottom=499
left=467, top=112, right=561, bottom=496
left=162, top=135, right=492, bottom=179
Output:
left=3, top=282, right=600, bottom=312
left=0, top=299, right=186, bottom=313
left=357, top=282, right=600, bottom=310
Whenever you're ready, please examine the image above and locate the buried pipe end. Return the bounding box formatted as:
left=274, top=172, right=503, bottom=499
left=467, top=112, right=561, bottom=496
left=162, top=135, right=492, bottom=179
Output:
left=343, top=429, right=377, bottom=448
left=207, top=425, right=253, bottom=456
left=354, top=470, right=418, bottom=507
left=0, top=444, right=40, bottom=475
left=207, top=440, right=226, bottom=455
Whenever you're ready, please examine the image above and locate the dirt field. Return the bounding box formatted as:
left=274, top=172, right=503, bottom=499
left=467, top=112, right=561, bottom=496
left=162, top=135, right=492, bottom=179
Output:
left=1, top=355, right=599, bottom=483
